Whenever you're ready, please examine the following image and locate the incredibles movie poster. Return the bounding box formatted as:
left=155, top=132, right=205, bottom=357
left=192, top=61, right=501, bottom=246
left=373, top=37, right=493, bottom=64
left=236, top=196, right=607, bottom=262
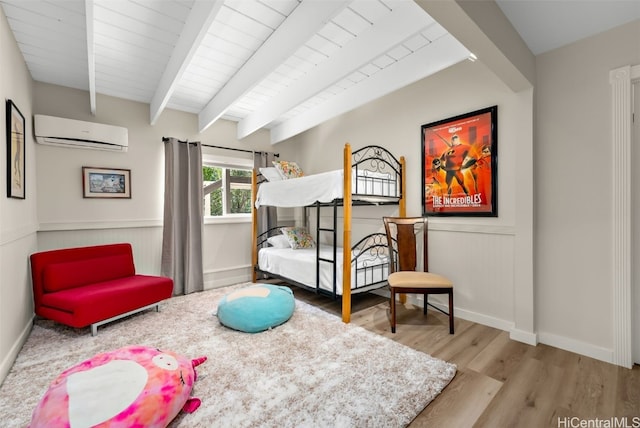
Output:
left=421, top=106, right=497, bottom=216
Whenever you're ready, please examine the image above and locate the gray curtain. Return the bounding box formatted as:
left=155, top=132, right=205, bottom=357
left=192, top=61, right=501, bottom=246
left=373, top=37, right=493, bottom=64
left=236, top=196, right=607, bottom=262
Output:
left=254, top=151, right=278, bottom=234
left=161, top=138, right=204, bottom=295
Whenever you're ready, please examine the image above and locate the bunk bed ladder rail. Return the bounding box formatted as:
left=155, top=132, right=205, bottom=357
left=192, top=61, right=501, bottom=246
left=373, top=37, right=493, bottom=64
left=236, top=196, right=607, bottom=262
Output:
left=315, top=200, right=339, bottom=300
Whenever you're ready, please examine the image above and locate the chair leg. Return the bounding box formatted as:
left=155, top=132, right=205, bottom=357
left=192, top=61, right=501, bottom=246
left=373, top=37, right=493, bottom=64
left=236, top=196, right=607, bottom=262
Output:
left=390, top=289, right=396, bottom=333
left=423, top=293, right=428, bottom=315
left=448, top=290, right=454, bottom=334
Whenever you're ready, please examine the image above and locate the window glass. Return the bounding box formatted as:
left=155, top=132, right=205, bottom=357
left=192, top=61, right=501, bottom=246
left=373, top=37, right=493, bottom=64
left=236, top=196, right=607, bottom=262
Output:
left=203, top=161, right=252, bottom=217
left=228, top=169, right=252, bottom=214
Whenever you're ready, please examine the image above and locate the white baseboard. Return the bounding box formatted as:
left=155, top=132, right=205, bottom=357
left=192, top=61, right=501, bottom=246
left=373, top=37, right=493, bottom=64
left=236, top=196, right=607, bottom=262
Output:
left=375, top=292, right=614, bottom=363
left=510, top=328, right=538, bottom=346
left=0, top=315, right=34, bottom=386
left=449, top=305, right=515, bottom=333
left=377, top=291, right=516, bottom=333
left=537, top=331, right=614, bottom=365
left=203, top=265, right=252, bottom=290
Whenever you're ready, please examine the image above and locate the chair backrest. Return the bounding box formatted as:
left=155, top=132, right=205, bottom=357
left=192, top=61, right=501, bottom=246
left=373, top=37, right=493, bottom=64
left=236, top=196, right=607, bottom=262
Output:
left=383, top=217, right=428, bottom=274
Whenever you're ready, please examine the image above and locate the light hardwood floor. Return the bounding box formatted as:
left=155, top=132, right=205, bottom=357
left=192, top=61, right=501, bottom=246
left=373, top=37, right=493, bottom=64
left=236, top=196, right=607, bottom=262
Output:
left=291, top=287, right=640, bottom=427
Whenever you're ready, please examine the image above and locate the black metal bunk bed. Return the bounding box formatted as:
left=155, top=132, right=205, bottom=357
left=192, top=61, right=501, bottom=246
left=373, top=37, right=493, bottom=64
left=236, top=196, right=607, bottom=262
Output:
left=251, top=143, right=406, bottom=323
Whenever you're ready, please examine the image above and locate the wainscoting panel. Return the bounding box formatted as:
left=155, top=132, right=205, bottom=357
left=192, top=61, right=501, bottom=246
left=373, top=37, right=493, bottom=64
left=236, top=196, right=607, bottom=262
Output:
left=37, top=227, right=164, bottom=275
left=203, top=265, right=252, bottom=290
left=0, top=231, right=38, bottom=384
left=38, top=222, right=257, bottom=290
left=429, top=229, right=515, bottom=326
left=306, top=209, right=517, bottom=330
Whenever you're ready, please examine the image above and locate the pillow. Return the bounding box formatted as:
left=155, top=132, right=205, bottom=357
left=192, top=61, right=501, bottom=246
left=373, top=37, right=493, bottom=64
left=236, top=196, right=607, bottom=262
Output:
left=30, top=345, right=207, bottom=427
left=280, top=226, right=315, bottom=249
left=217, top=284, right=295, bottom=333
left=259, top=167, right=282, bottom=182
left=267, top=234, right=290, bottom=249
left=272, top=160, right=304, bottom=179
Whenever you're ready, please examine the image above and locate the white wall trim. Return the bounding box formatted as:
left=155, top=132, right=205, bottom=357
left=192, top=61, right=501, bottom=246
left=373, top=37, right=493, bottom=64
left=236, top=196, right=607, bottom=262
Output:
left=610, top=64, right=636, bottom=368
left=204, top=215, right=251, bottom=225
left=39, top=219, right=162, bottom=231
left=510, top=328, right=538, bottom=346
left=427, top=222, right=515, bottom=235
left=317, top=214, right=516, bottom=235
left=538, top=331, right=614, bottom=365
left=389, top=292, right=516, bottom=335
left=39, top=217, right=260, bottom=231
left=398, top=292, right=612, bottom=361
left=0, top=316, right=33, bottom=384
left=0, top=223, right=38, bottom=245
left=203, top=265, right=252, bottom=290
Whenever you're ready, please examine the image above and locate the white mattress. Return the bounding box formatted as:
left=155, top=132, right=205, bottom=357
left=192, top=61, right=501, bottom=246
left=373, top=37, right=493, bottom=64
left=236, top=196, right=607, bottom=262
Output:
left=255, top=169, right=399, bottom=208
left=258, top=244, right=389, bottom=295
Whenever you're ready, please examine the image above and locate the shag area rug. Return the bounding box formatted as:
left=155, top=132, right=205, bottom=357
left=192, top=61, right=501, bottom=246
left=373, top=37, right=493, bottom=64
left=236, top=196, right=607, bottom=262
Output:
left=0, top=284, right=456, bottom=427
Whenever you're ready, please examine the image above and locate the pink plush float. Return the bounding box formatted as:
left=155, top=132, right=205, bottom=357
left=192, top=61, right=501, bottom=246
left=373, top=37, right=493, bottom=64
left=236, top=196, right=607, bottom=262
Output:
left=29, top=345, right=207, bottom=428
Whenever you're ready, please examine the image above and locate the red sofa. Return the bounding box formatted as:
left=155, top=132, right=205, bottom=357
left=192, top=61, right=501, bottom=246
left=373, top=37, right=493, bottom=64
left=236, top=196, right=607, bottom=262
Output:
left=30, top=243, right=173, bottom=335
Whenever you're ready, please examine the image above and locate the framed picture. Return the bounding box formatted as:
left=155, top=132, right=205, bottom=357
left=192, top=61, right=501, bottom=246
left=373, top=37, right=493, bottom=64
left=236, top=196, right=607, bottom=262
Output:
left=82, top=167, right=131, bottom=199
left=6, top=99, right=25, bottom=199
left=422, top=105, right=497, bottom=216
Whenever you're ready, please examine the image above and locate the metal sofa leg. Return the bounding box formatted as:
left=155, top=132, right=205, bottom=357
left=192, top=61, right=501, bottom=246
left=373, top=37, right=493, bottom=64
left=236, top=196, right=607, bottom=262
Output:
left=89, top=303, right=162, bottom=336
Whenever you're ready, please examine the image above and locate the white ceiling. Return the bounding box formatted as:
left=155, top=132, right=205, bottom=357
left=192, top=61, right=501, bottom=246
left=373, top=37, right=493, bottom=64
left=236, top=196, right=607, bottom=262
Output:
left=496, top=0, right=640, bottom=55
left=1, top=0, right=638, bottom=145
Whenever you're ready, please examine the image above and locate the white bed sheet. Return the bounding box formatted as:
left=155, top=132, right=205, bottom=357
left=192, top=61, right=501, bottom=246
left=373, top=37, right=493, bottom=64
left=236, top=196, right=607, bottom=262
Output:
left=256, top=170, right=343, bottom=208
left=255, top=169, right=399, bottom=208
left=258, top=244, right=388, bottom=295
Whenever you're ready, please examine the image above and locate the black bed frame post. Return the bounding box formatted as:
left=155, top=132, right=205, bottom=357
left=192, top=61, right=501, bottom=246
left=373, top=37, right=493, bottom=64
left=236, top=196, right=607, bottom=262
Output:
left=333, top=199, right=338, bottom=297
left=315, top=201, right=320, bottom=293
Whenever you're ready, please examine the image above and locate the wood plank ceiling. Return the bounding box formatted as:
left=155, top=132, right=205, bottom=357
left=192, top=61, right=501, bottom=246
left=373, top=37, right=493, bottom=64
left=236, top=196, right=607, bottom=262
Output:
left=0, top=0, right=469, bottom=144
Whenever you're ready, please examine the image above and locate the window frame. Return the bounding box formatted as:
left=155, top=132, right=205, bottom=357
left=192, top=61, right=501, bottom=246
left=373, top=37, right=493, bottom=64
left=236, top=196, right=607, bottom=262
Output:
left=202, top=154, right=253, bottom=222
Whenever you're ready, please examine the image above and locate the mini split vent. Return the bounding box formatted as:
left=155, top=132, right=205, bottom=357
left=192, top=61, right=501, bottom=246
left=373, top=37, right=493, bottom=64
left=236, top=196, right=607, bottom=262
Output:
left=34, top=115, right=129, bottom=152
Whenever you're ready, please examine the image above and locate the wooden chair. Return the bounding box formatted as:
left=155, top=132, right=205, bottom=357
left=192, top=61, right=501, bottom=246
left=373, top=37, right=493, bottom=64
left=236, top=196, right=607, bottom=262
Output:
left=383, top=216, right=454, bottom=334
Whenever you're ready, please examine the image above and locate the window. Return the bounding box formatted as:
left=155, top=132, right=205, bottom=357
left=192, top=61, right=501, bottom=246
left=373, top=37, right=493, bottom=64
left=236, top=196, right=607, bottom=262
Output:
left=203, top=155, right=252, bottom=218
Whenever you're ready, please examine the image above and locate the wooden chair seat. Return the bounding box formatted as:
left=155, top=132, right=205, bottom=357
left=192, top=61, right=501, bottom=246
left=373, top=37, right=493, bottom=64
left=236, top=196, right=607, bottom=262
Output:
left=388, top=271, right=452, bottom=288
left=383, top=216, right=455, bottom=335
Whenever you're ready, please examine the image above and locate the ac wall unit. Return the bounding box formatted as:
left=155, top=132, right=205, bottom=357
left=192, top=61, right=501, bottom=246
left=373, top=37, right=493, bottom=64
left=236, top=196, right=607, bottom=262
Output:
left=34, top=115, right=128, bottom=152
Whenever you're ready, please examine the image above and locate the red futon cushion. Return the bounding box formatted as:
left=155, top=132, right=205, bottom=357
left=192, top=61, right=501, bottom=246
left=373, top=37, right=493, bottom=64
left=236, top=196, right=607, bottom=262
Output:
left=43, top=254, right=135, bottom=292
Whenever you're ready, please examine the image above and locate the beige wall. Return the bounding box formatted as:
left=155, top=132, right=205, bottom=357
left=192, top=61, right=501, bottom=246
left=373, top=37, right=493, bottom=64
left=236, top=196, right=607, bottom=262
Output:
left=0, top=6, right=37, bottom=384
left=33, top=82, right=300, bottom=284
left=535, top=19, right=640, bottom=355
left=283, top=18, right=640, bottom=364
left=281, top=58, right=534, bottom=339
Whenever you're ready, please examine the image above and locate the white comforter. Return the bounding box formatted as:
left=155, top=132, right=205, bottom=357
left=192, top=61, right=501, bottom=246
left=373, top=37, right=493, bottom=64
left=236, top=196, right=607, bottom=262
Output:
left=255, top=170, right=343, bottom=208
left=255, top=169, right=398, bottom=208
left=258, top=244, right=388, bottom=295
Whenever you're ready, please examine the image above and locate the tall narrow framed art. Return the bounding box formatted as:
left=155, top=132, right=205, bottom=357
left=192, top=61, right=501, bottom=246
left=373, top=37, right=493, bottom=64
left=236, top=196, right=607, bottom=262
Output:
left=421, top=105, right=497, bottom=217
left=6, top=99, right=25, bottom=199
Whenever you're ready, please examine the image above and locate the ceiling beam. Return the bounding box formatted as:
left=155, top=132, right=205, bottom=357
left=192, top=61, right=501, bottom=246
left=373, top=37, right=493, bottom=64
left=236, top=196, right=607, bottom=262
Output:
left=85, top=0, right=96, bottom=115
left=237, top=1, right=431, bottom=140
left=197, top=0, right=350, bottom=133
left=269, top=33, right=469, bottom=144
left=415, top=0, right=534, bottom=92
left=149, top=0, right=224, bottom=125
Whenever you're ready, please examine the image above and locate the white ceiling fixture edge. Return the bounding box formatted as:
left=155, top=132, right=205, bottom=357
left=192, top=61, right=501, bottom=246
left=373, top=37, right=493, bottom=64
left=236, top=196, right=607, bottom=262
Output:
left=269, top=33, right=470, bottom=145
left=237, top=0, right=434, bottom=140
left=197, top=0, right=350, bottom=133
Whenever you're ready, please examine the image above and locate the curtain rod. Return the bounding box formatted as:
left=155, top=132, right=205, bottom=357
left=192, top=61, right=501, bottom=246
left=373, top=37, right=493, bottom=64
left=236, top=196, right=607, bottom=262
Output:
left=162, top=137, right=278, bottom=157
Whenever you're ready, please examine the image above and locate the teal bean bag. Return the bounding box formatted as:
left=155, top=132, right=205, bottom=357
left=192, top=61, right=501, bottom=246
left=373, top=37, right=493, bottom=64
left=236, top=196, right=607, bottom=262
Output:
left=217, top=284, right=295, bottom=333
